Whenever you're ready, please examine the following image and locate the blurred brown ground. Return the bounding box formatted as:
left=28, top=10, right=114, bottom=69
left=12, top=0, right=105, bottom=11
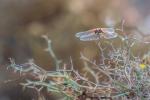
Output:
left=0, top=0, right=150, bottom=100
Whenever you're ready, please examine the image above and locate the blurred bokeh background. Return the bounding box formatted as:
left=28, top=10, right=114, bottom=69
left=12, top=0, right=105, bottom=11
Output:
left=0, top=0, right=150, bottom=100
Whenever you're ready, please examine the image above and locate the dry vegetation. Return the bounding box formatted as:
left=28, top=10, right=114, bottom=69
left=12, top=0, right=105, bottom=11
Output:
left=0, top=0, right=150, bottom=100
left=8, top=31, right=150, bottom=100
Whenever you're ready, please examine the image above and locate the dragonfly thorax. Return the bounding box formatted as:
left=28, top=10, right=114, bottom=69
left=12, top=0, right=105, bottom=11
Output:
left=94, top=28, right=102, bottom=35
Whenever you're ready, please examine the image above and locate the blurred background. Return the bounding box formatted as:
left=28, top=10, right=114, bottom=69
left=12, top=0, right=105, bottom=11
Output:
left=0, top=0, right=150, bottom=100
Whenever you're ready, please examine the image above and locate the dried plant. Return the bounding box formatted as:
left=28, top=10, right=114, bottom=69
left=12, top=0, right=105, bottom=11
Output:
left=8, top=27, right=150, bottom=100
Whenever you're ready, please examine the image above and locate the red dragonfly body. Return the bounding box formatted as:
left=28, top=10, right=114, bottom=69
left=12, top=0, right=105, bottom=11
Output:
left=75, top=28, right=118, bottom=41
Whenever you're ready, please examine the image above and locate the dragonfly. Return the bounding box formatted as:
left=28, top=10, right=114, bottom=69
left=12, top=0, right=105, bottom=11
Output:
left=75, top=28, right=118, bottom=41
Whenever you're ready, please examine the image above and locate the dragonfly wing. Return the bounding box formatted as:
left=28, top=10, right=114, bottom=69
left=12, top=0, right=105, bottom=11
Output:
left=101, top=28, right=118, bottom=39
left=75, top=29, right=101, bottom=41
left=75, top=30, right=94, bottom=38
left=103, top=32, right=118, bottom=39
left=75, top=32, right=85, bottom=37
left=101, top=28, right=115, bottom=33
left=79, top=34, right=100, bottom=41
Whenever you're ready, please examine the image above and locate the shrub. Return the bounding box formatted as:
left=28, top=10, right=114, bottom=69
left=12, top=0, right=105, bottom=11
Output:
left=8, top=28, right=150, bottom=100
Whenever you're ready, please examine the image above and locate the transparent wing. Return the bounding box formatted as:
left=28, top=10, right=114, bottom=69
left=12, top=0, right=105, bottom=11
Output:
left=75, top=30, right=100, bottom=41
left=79, top=34, right=100, bottom=41
left=101, top=28, right=115, bottom=33
left=75, top=30, right=94, bottom=38
left=101, top=28, right=118, bottom=39
left=103, top=32, right=118, bottom=39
